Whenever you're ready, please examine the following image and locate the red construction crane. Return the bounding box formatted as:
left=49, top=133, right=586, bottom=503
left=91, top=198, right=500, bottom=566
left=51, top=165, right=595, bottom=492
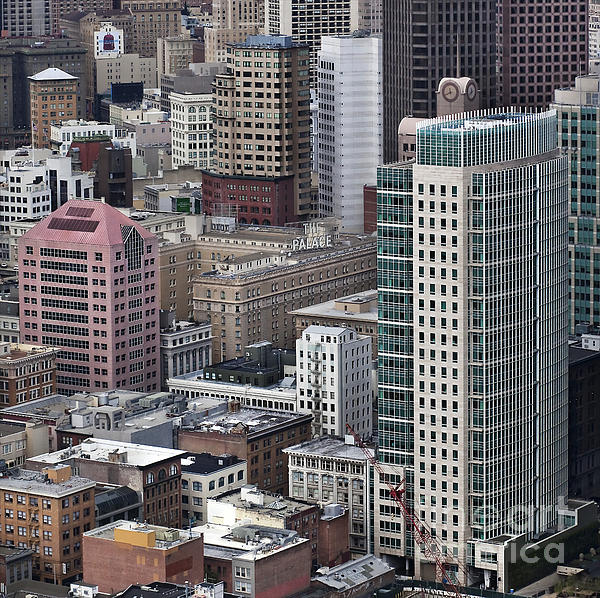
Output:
left=345, top=423, right=466, bottom=598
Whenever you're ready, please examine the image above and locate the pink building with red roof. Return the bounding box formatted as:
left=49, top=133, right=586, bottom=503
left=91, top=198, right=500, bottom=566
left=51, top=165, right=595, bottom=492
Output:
left=18, top=200, right=160, bottom=395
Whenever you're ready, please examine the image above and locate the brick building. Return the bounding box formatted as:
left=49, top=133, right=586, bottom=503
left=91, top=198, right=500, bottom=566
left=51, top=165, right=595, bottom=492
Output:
left=29, top=68, right=78, bottom=149
left=178, top=406, right=311, bottom=495
left=0, top=343, right=58, bottom=407
left=0, top=464, right=95, bottom=585
left=26, top=438, right=184, bottom=528
left=198, top=523, right=311, bottom=598
left=207, top=485, right=321, bottom=566
left=83, top=520, right=204, bottom=594
left=0, top=546, right=33, bottom=588
left=201, top=172, right=295, bottom=226
left=318, top=504, right=350, bottom=568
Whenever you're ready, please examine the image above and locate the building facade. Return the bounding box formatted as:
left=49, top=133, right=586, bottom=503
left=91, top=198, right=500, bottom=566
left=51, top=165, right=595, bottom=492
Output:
left=157, top=35, right=195, bottom=79
left=170, top=90, right=213, bottom=170
left=317, top=34, right=381, bottom=233
left=118, top=0, right=182, bottom=58
left=192, top=227, right=376, bottom=361
left=29, top=68, right=78, bottom=149
left=160, top=318, right=213, bottom=387
left=284, top=435, right=372, bottom=557
left=83, top=521, right=204, bottom=594
left=27, top=438, right=184, bottom=529
left=0, top=464, right=95, bottom=585
left=208, top=35, right=312, bottom=222
left=296, top=326, right=372, bottom=438
left=290, top=290, right=378, bottom=360
left=376, top=110, right=569, bottom=588
left=381, top=0, right=497, bottom=162
left=178, top=407, right=312, bottom=495
left=181, top=453, right=246, bottom=525
left=0, top=343, right=57, bottom=407
left=497, top=0, right=588, bottom=109
left=0, top=0, right=50, bottom=37
left=0, top=38, right=87, bottom=150
left=18, top=200, right=160, bottom=395
left=264, top=0, right=360, bottom=81
left=551, top=75, right=600, bottom=332
left=204, top=0, right=264, bottom=64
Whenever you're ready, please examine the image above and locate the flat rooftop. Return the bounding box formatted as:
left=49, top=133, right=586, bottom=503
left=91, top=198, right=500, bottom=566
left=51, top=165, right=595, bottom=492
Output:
left=569, top=344, right=600, bottom=365
left=84, top=520, right=200, bottom=548
left=27, top=438, right=185, bottom=468
left=181, top=407, right=309, bottom=436
left=215, top=486, right=315, bottom=518
left=181, top=453, right=244, bottom=475
left=193, top=523, right=308, bottom=561
left=0, top=468, right=95, bottom=498
left=0, top=421, right=26, bottom=437
left=314, top=555, right=393, bottom=591
left=290, top=290, right=377, bottom=321
left=283, top=436, right=373, bottom=461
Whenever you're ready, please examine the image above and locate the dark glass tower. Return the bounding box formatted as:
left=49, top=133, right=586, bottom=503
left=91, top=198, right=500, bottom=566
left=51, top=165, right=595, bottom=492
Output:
left=382, top=0, right=497, bottom=162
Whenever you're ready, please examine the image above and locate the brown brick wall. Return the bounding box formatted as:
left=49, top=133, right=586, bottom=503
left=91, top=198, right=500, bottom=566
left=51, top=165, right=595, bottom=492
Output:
left=82, top=532, right=204, bottom=594
left=254, top=540, right=311, bottom=598
left=318, top=511, right=350, bottom=568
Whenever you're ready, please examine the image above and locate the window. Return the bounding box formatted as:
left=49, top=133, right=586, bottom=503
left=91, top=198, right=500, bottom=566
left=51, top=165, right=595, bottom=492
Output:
left=234, top=581, right=251, bottom=594
left=42, top=515, right=51, bottom=524
left=169, top=464, right=178, bottom=476
left=192, top=482, right=202, bottom=492
left=146, top=472, right=155, bottom=484
left=209, top=481, right=215, bottom=491
left=43, top=546, right=52, bottom=556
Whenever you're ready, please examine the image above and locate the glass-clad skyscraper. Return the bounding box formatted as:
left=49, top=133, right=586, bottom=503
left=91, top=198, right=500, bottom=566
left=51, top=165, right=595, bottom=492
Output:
left=375, top=110, right=572, bottom=590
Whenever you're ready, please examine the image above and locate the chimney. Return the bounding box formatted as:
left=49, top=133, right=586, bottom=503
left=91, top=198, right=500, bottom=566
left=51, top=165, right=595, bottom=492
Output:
left=43, top=464, right=72, bottom=484
left=228, top=398, right=241, bottom=413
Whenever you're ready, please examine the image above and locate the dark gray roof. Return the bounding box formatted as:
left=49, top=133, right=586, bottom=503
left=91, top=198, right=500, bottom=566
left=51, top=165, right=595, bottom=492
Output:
left=95, top=486, right=141, bottom=517
left=569, top=345, right=600, bottom=365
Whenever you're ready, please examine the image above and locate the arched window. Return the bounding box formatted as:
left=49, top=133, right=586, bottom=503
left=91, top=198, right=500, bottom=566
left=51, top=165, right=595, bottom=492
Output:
left=199, top=106, right=207, bottom=112
left=146, top=472, right=154, bottom=484
left=158, top=468, right=167, bottom=481
left=169, top=464, right=178, bottom=476
left=262, top=219, right=271, bottom=226
left=189, top=107, right=196, bottom=113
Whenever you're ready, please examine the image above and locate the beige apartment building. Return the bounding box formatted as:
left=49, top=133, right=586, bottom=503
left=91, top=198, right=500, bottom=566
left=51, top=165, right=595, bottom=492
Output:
left=119, top=0, right=182, bottom=58
left=204, top=0, right=264, bottom=64
left=192, top=224, right=376, bottom=361
left=95, top=54, right=157, bottom=95
left=208, top=35, right=312, bottom=220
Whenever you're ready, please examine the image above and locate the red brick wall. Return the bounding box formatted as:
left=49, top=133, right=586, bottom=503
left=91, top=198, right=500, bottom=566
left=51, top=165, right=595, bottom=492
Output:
left=318, top=511, right=350, bottom=568
left=363, top=184, right=377, bottom=234
left=83, top=533, right=204, bottom=594
left=254, top=540, right=311, bottom=598
left=203, top=554, right=233, bottom=592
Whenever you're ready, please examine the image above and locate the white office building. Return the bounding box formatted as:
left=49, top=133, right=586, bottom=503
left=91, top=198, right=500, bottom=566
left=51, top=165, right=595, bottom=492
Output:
left=169, top=91, right=212, bottom=169
left=296, top=325, right=371, bottom=438
left=374, top=109, right=591, bottom=589
left=317, top=34, right=381, bottom=232
left=50, top=120, right=136, bottom=157
left=0, top=155, right=93, bottom=234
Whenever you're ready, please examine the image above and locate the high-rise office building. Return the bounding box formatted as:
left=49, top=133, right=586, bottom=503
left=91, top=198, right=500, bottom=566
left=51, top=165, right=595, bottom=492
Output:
left=382, top=0, right=497, bottom=162
left=18, top=199, right=160, bottom=396
left=203, top=34, right=312, bottom=222
left=317, top=33, right=381, bottom=232
left=551, top=75, right=600, bottom=332
left=497, top=0, right=588, bottom=109
left=265, top=0, right=361, bottom=81
left=375, top=110, right=571, bottom=589
left=118, top=0, right=182, bottom=58
left=1, top=0, right=50, bottom=37
left=204, top=0, right=264, bottom=64
left=0, top=38, right=87, bottom=150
